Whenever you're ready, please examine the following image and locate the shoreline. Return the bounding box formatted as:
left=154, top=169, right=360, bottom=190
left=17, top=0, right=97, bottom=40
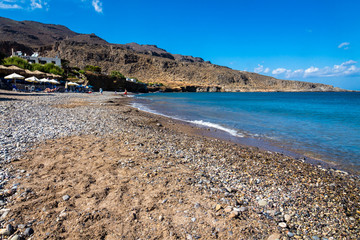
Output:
left=0, top=90, right=359, bottom=239
left=130, top=93, right=358, bottom=176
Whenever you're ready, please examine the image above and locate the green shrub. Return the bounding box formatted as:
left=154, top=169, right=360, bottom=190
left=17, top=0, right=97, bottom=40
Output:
left=32, top=63, right=64, bottom=75
left=110, top=71, right=125, bottom=79
left=3, top=56, right=32, bottom=69
left=84, top=65, right=101, bottom=74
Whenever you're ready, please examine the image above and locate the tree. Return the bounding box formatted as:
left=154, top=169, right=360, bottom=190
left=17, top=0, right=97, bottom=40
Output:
left=110, top=71, right=125, bottom=79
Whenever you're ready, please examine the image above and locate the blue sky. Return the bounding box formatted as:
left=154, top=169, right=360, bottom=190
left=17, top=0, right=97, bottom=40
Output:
left=1, top=0, right=359, bottom=90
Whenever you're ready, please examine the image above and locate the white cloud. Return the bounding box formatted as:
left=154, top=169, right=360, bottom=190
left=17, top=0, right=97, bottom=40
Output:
left=92, top=0, right=102, bottom=13
left=254, top=64, right=270, bottom=74
left=0, top=0, right=48, bottom=10
left=0, top=1, right=22, bottom=9
left=256, top=60, right=360, bottom=79
left=30, top=0, right=42, bottom=9
left=272, top=68, right=287, bottom=75
left=304, top=66, right=320, bottom=77
left=254, top=64, right=264, bottom=73
left=338, top=42, right=350, bottom=50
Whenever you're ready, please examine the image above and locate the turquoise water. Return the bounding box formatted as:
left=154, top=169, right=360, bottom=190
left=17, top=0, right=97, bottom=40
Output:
left=133, top=92, right=360, bottom=172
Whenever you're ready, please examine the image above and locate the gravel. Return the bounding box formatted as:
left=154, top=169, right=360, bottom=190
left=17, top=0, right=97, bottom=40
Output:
left=0, top=91, right=359, bottom=239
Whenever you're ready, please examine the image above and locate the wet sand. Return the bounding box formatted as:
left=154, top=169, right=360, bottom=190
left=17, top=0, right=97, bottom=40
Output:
left=0, top=90, right=359, bottom=239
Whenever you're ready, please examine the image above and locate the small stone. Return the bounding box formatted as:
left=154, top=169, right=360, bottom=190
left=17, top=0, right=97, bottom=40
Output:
left=59, top=211, right=67, bottom=218
left=311, top=236, right=320, bottom=240
left=0, top=209, right=10, bottom=220
left=159, top=215, right=163, bottom=221
left=17, top=224, right=26, bottom=229
left=224, top=206, right=232, bottom=213
left=258, top=200, right=267, bottom=207
left=9, top=235, right=20, bottom=240
left=267, top=233, right=281, bottom=240
left=215, top=204, right=222, bottom=211
left=161, top=199, right=168, bottom=204
left=229, top=211, right=239, bottom=219
left=62, top=195, right=70, bottom=201
left=129, top=212, right=137, bottom=221
left=6, top=224, right=14, bottom=234
left=191, top=217, right=196, bottom=222
left=24, top=227, right=34, bottom=236
left=278, top=222, right=287, bottom=228
left=287, top=232, right=294, bottom=237
left=284, top=214, right=291, bottom=222
left=194, top=203, right=200, bottom=208
left=233, top=207, right=246, bottom=212
left=0, top=228, right=11, bottom=236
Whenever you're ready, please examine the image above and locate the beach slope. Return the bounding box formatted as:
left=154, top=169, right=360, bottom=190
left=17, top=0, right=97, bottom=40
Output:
left=0, top=91, right=358, bottom=239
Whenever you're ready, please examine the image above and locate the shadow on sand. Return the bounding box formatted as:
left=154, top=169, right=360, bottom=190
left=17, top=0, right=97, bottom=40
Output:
left=0, top=91, right=49, bottom=97
left=0, top=97, right=17, bottom=101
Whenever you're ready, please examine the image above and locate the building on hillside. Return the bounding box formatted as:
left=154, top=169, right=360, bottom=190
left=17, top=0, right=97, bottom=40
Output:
left=11, top=49, right=61, bottom=68
left=126, top=78, right=138, bottom=83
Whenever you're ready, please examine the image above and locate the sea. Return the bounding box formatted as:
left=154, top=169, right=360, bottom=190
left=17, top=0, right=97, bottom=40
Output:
left=132, top=92, right=360, bottom=173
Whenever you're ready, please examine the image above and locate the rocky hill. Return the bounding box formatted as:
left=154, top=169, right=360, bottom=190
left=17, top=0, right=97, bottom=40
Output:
left=0, top=17, right=344, bottom=92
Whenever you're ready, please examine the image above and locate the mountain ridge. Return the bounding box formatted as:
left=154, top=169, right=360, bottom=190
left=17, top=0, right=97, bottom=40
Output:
left=0, top=16, right=345, bottom=92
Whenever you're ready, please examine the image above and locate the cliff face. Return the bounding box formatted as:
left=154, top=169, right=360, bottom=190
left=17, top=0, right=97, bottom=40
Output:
left=43, top=40, right=339, bottom=92
left=0, top=17, right=343, bottom=92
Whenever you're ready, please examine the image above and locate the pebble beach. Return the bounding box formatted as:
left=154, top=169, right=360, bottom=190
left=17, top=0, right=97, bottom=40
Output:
left=0, top=90, right=359, bottom=239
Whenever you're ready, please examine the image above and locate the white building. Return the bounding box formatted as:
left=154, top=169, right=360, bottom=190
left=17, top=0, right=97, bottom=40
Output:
left=12, top=49, right=61, bottom=68
left=126, top=78, right=138, bottom=83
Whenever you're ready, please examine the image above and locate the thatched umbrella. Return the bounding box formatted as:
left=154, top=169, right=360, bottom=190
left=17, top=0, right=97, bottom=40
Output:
left=25, top=69, right=47, bottom=78
left=6, top=66, right=26, bottom=74
left=46, top=73, right=62, bottom=79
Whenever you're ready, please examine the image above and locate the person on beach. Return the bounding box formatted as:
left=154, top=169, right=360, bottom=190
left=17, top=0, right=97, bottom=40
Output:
left=99, top=88, right=103, bottom=95
left=124, top=89, right=127, bottom=96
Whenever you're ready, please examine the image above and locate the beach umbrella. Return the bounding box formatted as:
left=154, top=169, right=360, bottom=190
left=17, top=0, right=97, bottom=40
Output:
left=67, top=82, right=79, bottom=86
left=39, top=78, right=50, bottom=83
left=5, top=73, right=25, bottom=87
left=25, top=76, right=39, bottom=83
left=5, top=73, right=25, bottom=89
left=5, top=73, right=25, bottom=80
left=48, top=79, right=60, bottom=84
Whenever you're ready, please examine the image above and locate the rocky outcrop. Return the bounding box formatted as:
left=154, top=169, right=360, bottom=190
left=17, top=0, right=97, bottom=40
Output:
left=83, top=71, right=147, bottom=92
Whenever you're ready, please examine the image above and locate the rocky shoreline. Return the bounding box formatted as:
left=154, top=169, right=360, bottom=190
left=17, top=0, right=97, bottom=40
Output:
left=0, top=90, right=359, bottom=239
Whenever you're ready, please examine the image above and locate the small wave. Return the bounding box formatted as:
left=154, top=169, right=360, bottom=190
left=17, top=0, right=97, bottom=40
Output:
left=189, top=120, right=244, bottom=137
left=131, top=103, right=183, bottom=121
left=131, top=103, right=244, bottom=138
left=131, top=103, right=160, bottom=115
